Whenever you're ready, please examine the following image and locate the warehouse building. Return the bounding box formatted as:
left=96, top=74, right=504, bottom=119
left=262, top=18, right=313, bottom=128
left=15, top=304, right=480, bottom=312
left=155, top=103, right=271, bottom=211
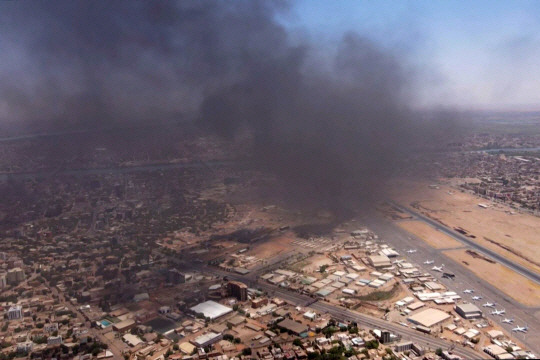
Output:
left=455, top=303, right=482, bottom=319
left=190, top=300, right=232, bottom=320
left=368, top=255, right=391, bottom=268
left=276, top=319, right=308, bottom=335
left=408, top=308, right=451, bottom=328
left=191, top=332, right=222, bottom=347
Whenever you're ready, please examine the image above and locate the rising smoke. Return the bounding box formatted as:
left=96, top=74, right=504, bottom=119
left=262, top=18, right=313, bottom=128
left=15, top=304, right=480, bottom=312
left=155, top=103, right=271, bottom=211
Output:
left=0, top=0, right=457, bottom=210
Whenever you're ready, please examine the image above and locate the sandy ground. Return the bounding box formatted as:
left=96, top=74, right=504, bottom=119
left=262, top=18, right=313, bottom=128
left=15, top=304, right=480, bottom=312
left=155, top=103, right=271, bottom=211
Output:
left=390, top=179, right=540, bottom=274
left=300, top=254, right=333, bottom=273
left=443, top=249, right=540, bottom=307
left=397, top=220, right=463, bottom=249
left=248, top=232, right=295, bottom=258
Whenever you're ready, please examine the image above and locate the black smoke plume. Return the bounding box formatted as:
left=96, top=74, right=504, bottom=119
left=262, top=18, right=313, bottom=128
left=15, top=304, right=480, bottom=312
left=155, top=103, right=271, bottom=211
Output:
left=0, top=0, right=456, bottom=210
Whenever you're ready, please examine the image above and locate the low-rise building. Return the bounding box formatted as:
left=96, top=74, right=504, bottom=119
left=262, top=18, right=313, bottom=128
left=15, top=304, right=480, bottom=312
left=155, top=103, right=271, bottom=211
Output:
left=455, top=303, right=482, bottom=319
left=191, top=332, right=222, bottom=348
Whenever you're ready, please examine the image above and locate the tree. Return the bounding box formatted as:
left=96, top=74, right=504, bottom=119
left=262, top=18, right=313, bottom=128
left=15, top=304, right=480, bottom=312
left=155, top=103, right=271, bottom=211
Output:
left=435, top=348, right=443, bottom=356
left=293, top=338, right=303, bottom=347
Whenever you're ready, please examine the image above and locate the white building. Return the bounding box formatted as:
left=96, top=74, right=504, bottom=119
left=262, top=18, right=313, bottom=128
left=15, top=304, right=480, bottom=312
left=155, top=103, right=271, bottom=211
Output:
left=47, top=335, right=63, bottom=346
left=17, top=342, right=33, bottom=353
left=7, top=305, right=22, bottom=320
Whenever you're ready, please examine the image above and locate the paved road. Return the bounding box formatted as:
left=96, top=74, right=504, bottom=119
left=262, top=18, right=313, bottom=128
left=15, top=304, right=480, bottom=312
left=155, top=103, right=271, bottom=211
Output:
left=390, top=202, right=540, bottom=285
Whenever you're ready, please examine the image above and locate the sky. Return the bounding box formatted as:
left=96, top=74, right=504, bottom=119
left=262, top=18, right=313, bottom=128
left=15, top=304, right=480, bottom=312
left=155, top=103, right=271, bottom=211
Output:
left=1, top=0, right=540, bottom=134
left=283, top=0, right=540, bottom=110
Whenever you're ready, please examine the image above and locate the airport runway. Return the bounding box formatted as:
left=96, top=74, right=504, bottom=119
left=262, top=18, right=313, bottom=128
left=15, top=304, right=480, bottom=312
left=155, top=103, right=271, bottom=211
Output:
left=389, top=202, right=540, bottom=285
left=359, top=211, right=540, bottom=354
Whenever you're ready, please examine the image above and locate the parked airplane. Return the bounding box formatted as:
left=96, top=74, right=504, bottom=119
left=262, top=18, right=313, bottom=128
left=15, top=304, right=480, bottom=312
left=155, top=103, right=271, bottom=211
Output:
left=432, top=266, right=444, bottom=272
left=472, top=296, right=482, bottom=301
left=463, top=289, right=474, bottom=294
left=424, top=260, right=434, bottom=265
left=512, top=326, right=528, bottom=333
left=482, top=302, right=496, bottom=308
left=502, top=318, right=514, bottom=324
left=491, top=309, right=505, bottom=316
left=407, top=249, right=417, bottom=253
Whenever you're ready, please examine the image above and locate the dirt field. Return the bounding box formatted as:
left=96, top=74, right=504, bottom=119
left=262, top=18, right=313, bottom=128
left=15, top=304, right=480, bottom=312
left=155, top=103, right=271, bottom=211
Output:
left=397, top=220, right=463, bottom=249
left=248, top=232, right=295, bottom=258
left=390, top=179, right=540, bottom=274
left=443, top=249, right=540, bottom=307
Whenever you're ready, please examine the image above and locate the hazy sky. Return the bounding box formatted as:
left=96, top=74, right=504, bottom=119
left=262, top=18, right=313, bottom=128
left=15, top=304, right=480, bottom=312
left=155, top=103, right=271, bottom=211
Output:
left=284, top=0, right=540, bottom=110
left=1, top=0, right=539, bottom=130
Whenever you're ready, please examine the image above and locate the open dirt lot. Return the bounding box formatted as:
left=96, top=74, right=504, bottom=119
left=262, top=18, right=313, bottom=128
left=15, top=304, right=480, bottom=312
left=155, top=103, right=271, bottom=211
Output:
left=397, top=220, right=463, bottom=249
left=390, top=179, right=540, bottom=274
left=443, top=249, right=540, bottom=307
left=248, top=232, right=296, bottom=259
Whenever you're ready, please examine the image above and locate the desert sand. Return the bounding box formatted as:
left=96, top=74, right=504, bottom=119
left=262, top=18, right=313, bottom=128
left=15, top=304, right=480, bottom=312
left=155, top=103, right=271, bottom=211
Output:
left=390, top=179, right=540, bottom=274
left=443, top=248, right=540, bottom=306
left=398, top=220, right=463, bottom=249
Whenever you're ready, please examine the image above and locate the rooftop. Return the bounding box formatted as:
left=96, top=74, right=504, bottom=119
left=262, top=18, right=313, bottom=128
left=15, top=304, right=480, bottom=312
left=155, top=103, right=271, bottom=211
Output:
left=408, top=308, right=451, bottom=328
left=190, top=300, right=232, bottom=320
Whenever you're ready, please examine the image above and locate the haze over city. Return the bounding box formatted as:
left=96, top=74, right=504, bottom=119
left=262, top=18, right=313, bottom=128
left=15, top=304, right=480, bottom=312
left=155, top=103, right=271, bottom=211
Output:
left=0, top=2, right=540, bottom=360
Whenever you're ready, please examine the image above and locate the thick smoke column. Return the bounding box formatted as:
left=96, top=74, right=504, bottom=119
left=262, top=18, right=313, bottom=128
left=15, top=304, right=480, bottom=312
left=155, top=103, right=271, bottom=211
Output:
left=0, top=0, right=452, bottom=209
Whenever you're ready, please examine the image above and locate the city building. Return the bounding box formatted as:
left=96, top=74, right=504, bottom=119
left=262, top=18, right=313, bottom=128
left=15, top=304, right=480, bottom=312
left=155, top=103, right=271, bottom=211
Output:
left=47, top=336, right=63, bottom=346
left=6, top=267, right=25, bottom=285
left=113, top=319, right=136, bottom=333
left=167, top=269, right=187, bottom=284
left=191, top=332, right=222, bottom=348
left=276, top=319, right=308, bottom=335
left=7, top=305, right=22, bottom=320
left=227, top=281, right=248, bottom=301
left=251, top=297, right=268, bottom=308
left=394, top=341, right=413, bottom=352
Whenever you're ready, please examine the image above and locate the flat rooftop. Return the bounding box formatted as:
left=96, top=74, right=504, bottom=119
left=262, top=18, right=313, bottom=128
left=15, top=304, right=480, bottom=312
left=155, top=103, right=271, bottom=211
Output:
left=408, top=308, right=451, bottom=328
left=190, top=300, right=232, bottom=320
left=456, top=303, right=481, bottom=313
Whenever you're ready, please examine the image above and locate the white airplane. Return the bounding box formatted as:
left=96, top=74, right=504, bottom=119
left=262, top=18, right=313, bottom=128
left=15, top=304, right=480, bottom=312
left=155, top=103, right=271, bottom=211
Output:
left=491, top=309, right=505, bottom=316
left=502, top=318, right=514, bottom=324
left=432, top=265, right=444, bottom=272
left=463, top=289, right=474, bottom=294
left=472, top=296, right=482, bottom=301
left=407, top=249, right=417, bottom=253
left=512, top=326, right=528, bottom=333
left=482, top=302, right=496, bottom=308
left=424, top=260, right=434, bottom=265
